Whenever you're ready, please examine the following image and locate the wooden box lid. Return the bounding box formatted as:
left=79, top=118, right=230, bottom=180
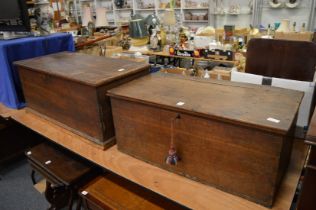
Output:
left=80, top=174, right=187, bottom=209
left=108, top=74, right=303, bottom=135
left=14, top=52, right=150, bottom=87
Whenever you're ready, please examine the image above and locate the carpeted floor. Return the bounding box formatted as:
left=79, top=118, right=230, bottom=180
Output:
left=0, top=157, right=50, bottom=210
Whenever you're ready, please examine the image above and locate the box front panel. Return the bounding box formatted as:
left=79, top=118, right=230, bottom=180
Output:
left=111, top=98, right=286, bottom=207
left=19, top=68, right=104, bottom=143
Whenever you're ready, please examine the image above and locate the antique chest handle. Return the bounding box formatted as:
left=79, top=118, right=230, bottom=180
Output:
left=166, top=114, right=181, bottom=165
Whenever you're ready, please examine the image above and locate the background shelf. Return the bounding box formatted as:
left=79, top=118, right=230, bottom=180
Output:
left=68, top=0, right=316, bottom=30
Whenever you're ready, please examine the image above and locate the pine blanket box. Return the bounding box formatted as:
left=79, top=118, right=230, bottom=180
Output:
left=14, top=52, right=149, bottom=147
left=108, top=74, right=303, bottom=207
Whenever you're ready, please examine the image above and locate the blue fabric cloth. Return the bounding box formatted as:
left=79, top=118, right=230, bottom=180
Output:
left=0, top=33, right=75, bottom=109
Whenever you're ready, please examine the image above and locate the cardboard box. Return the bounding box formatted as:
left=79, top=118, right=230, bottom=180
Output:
left=275, top=32, right=313, bottom=42
left=105, top=46, right=123, bottom=57
left=210, top=69, right=231, bottom=80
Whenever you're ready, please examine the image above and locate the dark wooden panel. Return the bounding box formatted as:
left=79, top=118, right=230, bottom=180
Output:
left=246, top=39, right=316, bottom=82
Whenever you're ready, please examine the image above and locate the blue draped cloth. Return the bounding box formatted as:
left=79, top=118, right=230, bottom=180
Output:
left=0, top=33, right=75, bottom=109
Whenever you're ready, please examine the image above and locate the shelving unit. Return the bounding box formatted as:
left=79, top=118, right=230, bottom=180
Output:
left=209, top=0, right=255, bottom=28
left=258, top=0, right=314, bottom=30
left=157, top=8, right=181, bottom=10
left=183, top=7, right=208, bottom=9
left=70, top=0, right=316, bottom=30
left=312, top=1, right=316, bottom=30
left=25, top=0, right=37, bottom=30
left=183, top=20, right=208, bottom=22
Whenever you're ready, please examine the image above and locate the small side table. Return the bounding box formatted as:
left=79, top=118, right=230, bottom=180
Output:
left=26, top=143, right=96, bottom=210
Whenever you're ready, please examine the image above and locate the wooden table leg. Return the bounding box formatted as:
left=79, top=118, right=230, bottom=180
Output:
left=68, top=189, right=74, bottom=210
left=76, top=196, right=82, bottom=210
left=31, top=170, right=36, bottom=184
left=45, top=181, right=70, bottom=210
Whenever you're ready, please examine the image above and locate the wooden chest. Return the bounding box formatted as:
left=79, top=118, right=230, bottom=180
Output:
left=15, top=52, right=149, bottom=147
left=108, top=74, right=303, bottom=207
left=79, top=174, right=188, bottom=210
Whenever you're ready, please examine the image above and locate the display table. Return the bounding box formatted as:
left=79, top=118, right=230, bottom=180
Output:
left=0, top=103, right=308, bottom=210
left=124, top=50, right=235, bottom=65
left=0, top=33, right=74, bottom=109
left=146, top=51, right=236, bottom=64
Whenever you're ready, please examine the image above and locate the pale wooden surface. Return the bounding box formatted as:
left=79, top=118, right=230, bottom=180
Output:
left=0, top=103, right=16, bottom=118
left=5, top=107, right=307, bottom=210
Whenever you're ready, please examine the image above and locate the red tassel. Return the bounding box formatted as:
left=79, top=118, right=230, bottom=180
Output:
left=166, top=114, right=181, bottom=165
left=166, top=147, right=179, bottom=165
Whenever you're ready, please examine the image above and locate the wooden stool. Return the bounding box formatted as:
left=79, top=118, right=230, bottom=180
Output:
left=78, top=173, right=188, bottom=210
left=26, top=143, right=96, bottom=210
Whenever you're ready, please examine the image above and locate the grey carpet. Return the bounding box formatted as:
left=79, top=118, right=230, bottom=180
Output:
left=0, top=158, right=50, bottom=210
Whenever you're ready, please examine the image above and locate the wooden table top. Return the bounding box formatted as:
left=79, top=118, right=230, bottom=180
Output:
left=0, top=105, right=308, bottom=210
left=0, top=103, right=16, bottom=118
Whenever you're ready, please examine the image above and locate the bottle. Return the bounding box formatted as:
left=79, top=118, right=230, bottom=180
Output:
left=301, top=23, right=306, bottom=32
left=292, top=22, right=296, bottom=32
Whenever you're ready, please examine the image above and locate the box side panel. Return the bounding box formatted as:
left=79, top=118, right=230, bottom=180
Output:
left=19, top=67, right=103, bottom=143
left=274, top=119, right=296, bottom=198
left=111, top=98, right=285, bottom=207
left=97, top=69, right=149, bottom=141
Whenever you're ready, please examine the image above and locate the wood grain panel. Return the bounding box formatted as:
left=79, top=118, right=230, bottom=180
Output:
left=111, top=98, right=292, bottom=207
left=19, top=68, right=102, bottom=142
